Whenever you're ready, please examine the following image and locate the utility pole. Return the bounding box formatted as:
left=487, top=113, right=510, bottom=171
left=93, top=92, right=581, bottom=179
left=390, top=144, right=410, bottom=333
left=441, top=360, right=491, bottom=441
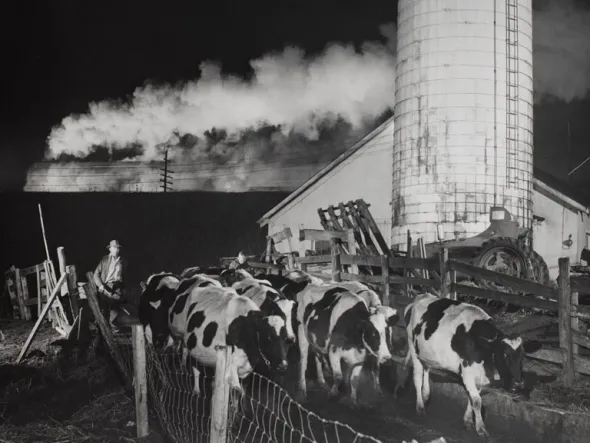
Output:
left=160, top=149, right=174, bottom=192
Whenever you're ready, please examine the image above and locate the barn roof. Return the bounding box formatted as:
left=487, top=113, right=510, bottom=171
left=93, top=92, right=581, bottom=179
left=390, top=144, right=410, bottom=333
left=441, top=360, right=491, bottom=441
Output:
left=257, top=115, right=395, bottom=227
left=258, top=117, right=590, bottom=227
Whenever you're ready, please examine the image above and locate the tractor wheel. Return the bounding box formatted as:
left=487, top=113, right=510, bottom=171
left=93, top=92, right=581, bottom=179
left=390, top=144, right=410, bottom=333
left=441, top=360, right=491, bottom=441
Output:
left=528, top=250, right=551, bottom=286
left=471, top=237, right=532, bottom=294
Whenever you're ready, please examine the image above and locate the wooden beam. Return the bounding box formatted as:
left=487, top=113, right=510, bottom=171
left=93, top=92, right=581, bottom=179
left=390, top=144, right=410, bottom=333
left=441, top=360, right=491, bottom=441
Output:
left=132, top=325, right=149, bottom=438
left=499, top=316, right=557, bottom=336
left=571, top=276, right=590, bottom=293
left=341, top=272, right=438, bottom=288
left=451, top=283, right=558, bottom=312
left=299, top=229, right=348, bottom=242
left=572, top=328, right=590, bottom=350
left=558, top=257, right=575, bottom=387
left=448, top=259, right=557, bottom=300
left=16, top=273, right=67, bottom=363
left=268, top=227, right=292, bottom=245
left=295, top=255, right=332, bottom=265
left=526, top=348, right=590, bottom=376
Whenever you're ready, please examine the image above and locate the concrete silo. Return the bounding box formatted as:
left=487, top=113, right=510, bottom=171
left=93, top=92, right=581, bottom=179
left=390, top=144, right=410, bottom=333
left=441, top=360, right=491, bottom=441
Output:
left=391, top=0, right=545, bottom=283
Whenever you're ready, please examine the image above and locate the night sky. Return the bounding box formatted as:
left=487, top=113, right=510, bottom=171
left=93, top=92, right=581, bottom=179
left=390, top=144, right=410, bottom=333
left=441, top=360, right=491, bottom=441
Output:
left=1, top=0, right=590, bottom=192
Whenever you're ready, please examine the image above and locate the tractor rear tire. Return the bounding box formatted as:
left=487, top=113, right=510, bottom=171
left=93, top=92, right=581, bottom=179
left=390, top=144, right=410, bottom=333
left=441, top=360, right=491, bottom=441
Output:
left=528, top=250, right=551, bottom=286
left=471, top=237, right=532, bottom=294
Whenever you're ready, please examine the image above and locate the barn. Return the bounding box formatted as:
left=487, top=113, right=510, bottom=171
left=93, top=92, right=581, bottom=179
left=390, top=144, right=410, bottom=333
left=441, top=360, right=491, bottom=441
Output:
left=257, top=116, right=590, bottom=281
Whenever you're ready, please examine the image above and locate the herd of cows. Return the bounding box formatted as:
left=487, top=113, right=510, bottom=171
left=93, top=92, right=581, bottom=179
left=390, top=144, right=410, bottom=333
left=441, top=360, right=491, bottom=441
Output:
left=137, top=253, right=536, bottom=440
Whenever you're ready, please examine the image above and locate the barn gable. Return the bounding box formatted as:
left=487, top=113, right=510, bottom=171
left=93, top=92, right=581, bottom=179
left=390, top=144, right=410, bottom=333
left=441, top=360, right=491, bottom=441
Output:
left=258, top=116, right=395, bottom=255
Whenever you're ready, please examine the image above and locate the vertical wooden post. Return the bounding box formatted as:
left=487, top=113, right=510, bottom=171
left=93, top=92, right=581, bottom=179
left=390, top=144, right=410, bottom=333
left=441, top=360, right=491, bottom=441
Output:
left=132, top=325, right=149, bottom=438
left=210, top=346, right=233, bottom=443
left=572, top=290, right=579, bottom=356
left=347, top=229, right=359, bottom=274
left=57, top=247, right=68, bottom=295
left=381, top=255, right=391, bottom=306
left=439, top=248, right=449, bottom=298
left=449, top=269, right=457, bottom=301
left=14, top=268, right=30, bottom=321
left=36, top=265, right=42, bottom=317
left=287, top=253, right=295, bottom=270
left=331, top=238, right=342, bottom=283
left=265, top=237, right=273, bottom=263
left=67, top=265, right=80, bottom=314
left=405, top=230, right=412, bottom=298
left=558, top=257, right=575, bottom=387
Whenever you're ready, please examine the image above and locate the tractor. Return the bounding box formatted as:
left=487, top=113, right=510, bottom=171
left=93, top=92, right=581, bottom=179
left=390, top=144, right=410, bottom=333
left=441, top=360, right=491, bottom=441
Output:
left=423, top=206, right=551, bottom=292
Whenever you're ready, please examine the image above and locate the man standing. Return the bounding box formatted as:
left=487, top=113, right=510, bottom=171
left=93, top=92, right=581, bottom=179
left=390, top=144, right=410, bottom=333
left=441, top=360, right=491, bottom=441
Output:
left=93, top=240, right=127, bottom=332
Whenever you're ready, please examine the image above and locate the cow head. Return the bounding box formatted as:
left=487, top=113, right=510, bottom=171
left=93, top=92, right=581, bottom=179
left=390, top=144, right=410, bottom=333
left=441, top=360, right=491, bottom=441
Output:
left=219, top=268, right=254, bottom=287
left=359, top=310, right=394, bottom=364
left=370, top=305, right=400, bottom=352
left=491, top=334, right=526, bottom=392
left=228, top=310, right=289, bottom=373
left=275, top=298, right=296, bottom=344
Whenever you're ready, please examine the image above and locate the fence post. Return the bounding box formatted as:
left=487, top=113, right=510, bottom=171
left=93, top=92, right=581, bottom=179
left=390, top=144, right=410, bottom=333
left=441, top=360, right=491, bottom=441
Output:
left=558, top=257, right=575, bottom=387
left=439, top=248, right=449, bottom=298
left=572, top=289, right=579, bottom=356
left=381, top=255, right=391, bottom=306
left=449, top=268, right=457, bottom=301
left=210, top=346, right=233, bottom=443
left=132, top=325, right=149, bottom=438
left=331, top=238, right=342, bottom=282
left=405, top=230, right=412, bottom=298
left=347, top=229, right=359, bottom=274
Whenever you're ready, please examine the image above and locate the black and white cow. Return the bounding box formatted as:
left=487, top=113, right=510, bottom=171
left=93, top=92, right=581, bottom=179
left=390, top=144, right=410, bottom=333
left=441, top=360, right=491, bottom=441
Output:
left=400, top=293, right=528, bottom=439
left=168, top=273, right=224, bottom=357
left=178, top=285, right=289, bottom=395
left=138, top=272, right=181, bottom=347
left=296, top=286, right=397, bottom=405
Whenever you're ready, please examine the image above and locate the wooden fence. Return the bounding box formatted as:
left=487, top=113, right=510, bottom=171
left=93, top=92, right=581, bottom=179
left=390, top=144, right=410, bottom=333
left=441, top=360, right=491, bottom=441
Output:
left=250, top=229, right=590, bottom=388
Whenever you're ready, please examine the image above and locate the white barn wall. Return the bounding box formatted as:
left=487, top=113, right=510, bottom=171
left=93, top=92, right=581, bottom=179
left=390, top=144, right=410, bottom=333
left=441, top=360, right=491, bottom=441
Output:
left=533, top=191, right=590, bottom=280
left=268, top=120, right=394, bottom=256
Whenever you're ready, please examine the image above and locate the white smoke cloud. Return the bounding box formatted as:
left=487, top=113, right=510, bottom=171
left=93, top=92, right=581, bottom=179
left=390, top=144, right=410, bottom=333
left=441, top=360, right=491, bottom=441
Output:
left=45, top=28, right=397, bottom=162
left=534, top=0, right=590, bottom=103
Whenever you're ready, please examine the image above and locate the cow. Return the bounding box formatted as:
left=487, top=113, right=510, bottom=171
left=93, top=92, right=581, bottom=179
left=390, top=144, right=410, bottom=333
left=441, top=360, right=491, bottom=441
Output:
left=168, top=273, right=224, bottom=358
left=218, top=267, right=255, bottom=288
left=296, top=286, right=397, bottom=406
left=179, top=266, right=202, bottom=279
left=179, top=285, right=290, bottom=395
left=138, top=272, right=181, bottom=348
left=400, top=293, right=528, bottom=439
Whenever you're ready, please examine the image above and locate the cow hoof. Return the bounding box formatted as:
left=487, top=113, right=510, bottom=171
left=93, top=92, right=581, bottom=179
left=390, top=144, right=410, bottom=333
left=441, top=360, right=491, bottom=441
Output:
left=416, top=406, right=426, bottom=417
left=476, top=427, right=491, bottom=441
left=295, top=391, right=307, bottom=403
left=463, top=419, right=474, bottom=431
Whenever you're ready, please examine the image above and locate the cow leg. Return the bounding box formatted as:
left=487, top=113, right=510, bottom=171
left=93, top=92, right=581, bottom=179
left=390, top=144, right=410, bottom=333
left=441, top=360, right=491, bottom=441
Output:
left=314, top=354, right=329, bottom=392
left=191, top=364, right=201, bottom=396
left=296, top=324, right=309, bottom=401
left=327, top=351, right=342, bottom=398
left=421, top=367, right=431, bottom=404
left=463, top=399, right=474, bottom=430
left=463, top=377, right=489, bottom=439
left=412, top=357, right=426, bottom=415
left=144, top=325, right=153, bottom=345
left=349, top=364, right=363, bottom=406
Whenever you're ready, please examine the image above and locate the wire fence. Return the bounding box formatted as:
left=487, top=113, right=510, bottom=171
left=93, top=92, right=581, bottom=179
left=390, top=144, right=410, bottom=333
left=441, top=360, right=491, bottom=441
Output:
left=114, top=329, right=383, bottom=443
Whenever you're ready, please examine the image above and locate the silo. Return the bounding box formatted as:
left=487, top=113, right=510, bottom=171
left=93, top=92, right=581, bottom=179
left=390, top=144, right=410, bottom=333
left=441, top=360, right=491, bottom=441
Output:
left=391, top=0, right=534, bottom=249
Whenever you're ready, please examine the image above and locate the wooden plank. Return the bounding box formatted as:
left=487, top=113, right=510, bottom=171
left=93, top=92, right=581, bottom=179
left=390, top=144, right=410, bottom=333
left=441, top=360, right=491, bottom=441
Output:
left=247, top=261, right=282, bottom=271
left=558, top=257, right=575, bottom=387
left=16, top=273, right=67, bottom=363
left=341, top=272, right=438, bottom=287
left=20, top=264, right=42, bottom=276
left=572, top=328, right=590, bottom=350
left=132, top=325, right=149, bottom=438
left=451, top=283, right=558, bottom=312
left=381, top=255, right=390, bottom=306
left=13, top=268, right=29, bottom=321
left=448, top=259, right=558, bottom=300
left=299, top=229, right=348, bottom=242
left=355, top=199, right=390, bottom=256
left=36, top=265, right=42, bottom=317
left=66, top=265, right=80, bottom=317
left=331, top=239, right=342, bottom=283
left=571, top=276, right=590, bottom=293
left=340, top=254, right=382, bottom=267
left=439, top=249, right=449, bottom=298
left=405, top=231, right=412, bottom=298
left=346, top=229, right=359, bottom=274
left=339, top=254, right=438, bottom=270
left=499, top=316, right=557, bottom=336
left=572, top=303, right=590, bottom=321
left=269, top=227, right=292, bottom=245
left=306, top=272, right=332, bottom=281
left=84, top=272, right=131, bottom=386
left=347, top=201, right=380, bottom=257
left=572, top=290, right=580, bottom=355
left=295, top=255, right=333, bottom=265
left=526, top=348, right=590, bottom=376
left=449, top=269, right=457, bottom=301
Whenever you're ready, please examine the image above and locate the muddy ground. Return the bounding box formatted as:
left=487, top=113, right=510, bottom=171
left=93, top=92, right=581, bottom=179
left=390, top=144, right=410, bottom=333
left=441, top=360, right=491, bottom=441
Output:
left=1, top=309, right=590, bottom=443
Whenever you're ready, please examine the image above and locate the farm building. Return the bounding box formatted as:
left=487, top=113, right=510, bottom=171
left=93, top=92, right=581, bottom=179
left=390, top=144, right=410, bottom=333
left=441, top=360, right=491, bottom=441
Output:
left=257, top=116, right=590, bottom=281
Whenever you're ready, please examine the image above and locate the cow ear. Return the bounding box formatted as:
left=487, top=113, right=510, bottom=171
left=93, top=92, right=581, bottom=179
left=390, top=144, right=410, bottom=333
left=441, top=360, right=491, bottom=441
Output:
left=387, top=313, right=400, bottom=327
